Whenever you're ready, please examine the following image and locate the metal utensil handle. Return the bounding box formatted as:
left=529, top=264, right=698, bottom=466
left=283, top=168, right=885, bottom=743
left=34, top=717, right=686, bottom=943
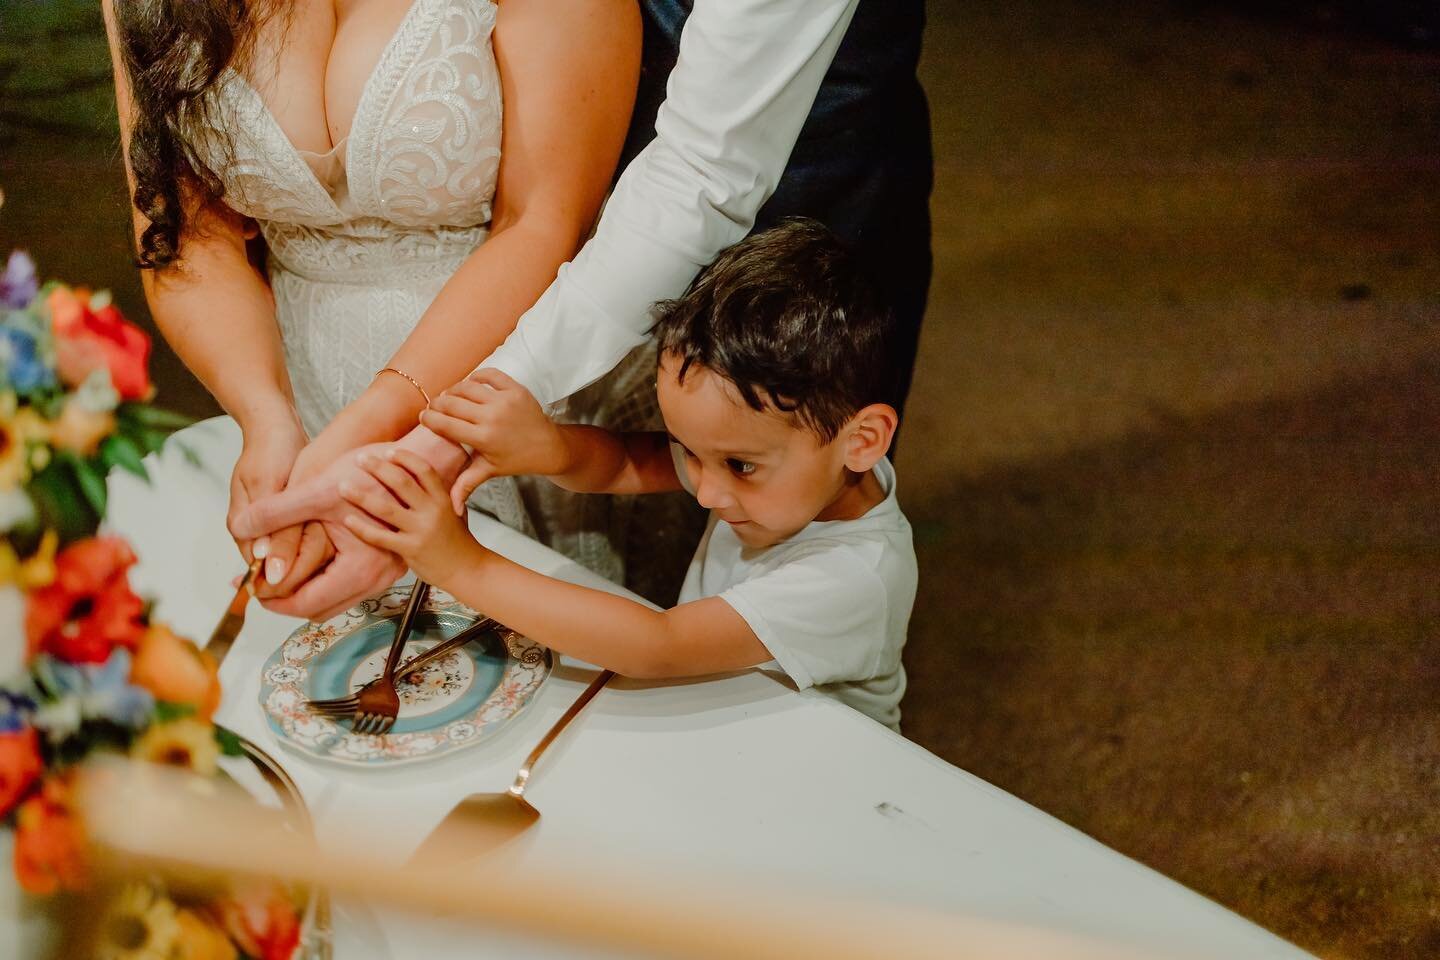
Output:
left=510, top=669, right=614, bottom=797
left=393, top=618, right=496, bottom=682
left=382, top=580, right=431, bottom=680
left=206, top=560, right=263, bottom=666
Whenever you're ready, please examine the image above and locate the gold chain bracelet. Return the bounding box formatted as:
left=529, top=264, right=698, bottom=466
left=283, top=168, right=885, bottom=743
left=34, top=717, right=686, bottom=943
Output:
left=374, top=366, right=431, bottom=408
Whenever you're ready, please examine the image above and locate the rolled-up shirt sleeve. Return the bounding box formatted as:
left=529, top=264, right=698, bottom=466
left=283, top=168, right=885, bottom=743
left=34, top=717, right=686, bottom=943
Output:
left=481, top=0, right=860, bottom=406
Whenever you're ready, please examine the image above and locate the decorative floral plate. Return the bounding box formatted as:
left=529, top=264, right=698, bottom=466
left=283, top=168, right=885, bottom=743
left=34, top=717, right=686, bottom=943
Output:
left=259, top=584, right=550, bottom=767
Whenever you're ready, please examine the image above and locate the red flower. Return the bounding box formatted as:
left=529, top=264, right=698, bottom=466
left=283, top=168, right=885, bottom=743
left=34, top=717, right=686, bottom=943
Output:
left=48, top=287, right=152, bottom=401
left=25, top=537, right=146, bottom=664
left=14, top=776, right=88, bottom=895
left=0, top=727, right=43, bottom=818
left=208, top=883, right=302, bottom=960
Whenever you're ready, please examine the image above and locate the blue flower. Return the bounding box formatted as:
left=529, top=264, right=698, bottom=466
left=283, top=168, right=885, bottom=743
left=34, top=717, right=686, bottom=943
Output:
left=0, top=251, right=38, bottom=310
left=31, top=650, right=156, bottom=742
left=0, top=689, right=36, bottom=734
left=0, top=325, right=56, bottom=393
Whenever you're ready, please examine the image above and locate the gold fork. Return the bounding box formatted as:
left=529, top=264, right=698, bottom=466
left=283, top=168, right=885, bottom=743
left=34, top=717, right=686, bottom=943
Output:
left=351, top=580, right=430, bottom=736
left=304, top=617, right=498, bottom=718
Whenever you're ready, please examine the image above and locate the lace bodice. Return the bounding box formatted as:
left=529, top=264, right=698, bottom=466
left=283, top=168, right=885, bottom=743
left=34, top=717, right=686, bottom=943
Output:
left=176, top=0, right=685, bottom=599
left=195, top=0, right=502, bottom=283
left=180, top=0, right=503, bottom=433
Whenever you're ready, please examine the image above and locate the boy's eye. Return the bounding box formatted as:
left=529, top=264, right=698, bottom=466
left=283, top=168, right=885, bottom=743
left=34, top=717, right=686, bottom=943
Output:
left=726, top=458, right=756, bottom=476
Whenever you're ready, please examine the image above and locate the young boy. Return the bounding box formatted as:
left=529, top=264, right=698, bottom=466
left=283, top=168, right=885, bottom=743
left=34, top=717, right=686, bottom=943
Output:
left=339, top=221, right=918, bottom=730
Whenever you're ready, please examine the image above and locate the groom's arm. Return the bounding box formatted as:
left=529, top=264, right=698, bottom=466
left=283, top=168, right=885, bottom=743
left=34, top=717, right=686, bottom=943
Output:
left=481, top=0, right=860, bottom=407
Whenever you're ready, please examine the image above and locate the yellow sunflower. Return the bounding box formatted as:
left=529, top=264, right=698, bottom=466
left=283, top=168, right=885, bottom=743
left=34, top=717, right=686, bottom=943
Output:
left=95, top=882, right=181, bottom=960
left=174, top=907, right=239, bottom=960
left=0, top=393, right=51, bottom=490
left=0, top=528, right=60, bottom=590
left=129, top=718, right=221, bottom=777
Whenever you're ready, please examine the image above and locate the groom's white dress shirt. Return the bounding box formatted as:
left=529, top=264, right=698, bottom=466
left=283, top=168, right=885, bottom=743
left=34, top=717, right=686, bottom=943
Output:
left=482, top=0, right=861, bottom=406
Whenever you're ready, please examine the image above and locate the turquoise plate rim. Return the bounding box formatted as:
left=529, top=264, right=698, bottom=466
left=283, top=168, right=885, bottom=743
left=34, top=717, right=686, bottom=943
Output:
left=257, top=585, right=551, bottom=768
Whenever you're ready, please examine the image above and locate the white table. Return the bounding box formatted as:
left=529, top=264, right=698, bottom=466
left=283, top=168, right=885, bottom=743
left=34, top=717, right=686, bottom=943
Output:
left=79, top=418, right=1308, bottom=959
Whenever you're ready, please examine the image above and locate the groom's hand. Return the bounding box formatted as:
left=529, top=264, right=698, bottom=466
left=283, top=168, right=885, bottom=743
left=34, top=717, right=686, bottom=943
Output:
left=233, top=444, right=407, bottom=620
left=233, top=430, right=469, bottom=621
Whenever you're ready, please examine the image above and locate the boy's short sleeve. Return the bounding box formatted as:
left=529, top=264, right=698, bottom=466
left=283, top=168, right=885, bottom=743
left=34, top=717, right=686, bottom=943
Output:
left=718, top=542, right=890, bottom=690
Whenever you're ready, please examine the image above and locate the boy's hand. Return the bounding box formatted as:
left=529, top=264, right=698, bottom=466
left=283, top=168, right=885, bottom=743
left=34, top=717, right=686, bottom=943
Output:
left=339, top=449, right=484, bottom=587
left=418, top=369, right=570, bottom=515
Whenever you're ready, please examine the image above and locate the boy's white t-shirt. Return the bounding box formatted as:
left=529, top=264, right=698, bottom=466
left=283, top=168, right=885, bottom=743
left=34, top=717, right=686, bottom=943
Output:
left=675, top=455, right=917, bottom=731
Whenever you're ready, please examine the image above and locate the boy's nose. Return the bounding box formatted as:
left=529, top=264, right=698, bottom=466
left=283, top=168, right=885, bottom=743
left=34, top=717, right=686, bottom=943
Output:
left=694, top=474, right=734, bottom=511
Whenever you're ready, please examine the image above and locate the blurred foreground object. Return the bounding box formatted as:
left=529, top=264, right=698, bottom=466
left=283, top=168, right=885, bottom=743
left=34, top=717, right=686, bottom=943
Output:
left=0, top=237, right=306, bottom=959
left=73, top=757, right=1178, bottom=960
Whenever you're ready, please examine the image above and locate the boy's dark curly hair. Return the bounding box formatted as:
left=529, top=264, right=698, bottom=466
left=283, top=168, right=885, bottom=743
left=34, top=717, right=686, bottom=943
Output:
left=650, top=218, right=899, bottom=442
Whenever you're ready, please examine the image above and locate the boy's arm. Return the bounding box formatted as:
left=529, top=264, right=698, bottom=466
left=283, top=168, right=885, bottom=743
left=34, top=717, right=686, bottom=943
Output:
left=343, top=449, right=752, bottom=680
left=447, top=548, right=768, bottom=679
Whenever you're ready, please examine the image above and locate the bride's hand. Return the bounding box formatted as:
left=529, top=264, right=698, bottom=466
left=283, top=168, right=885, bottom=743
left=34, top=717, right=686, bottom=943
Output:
left=228, top=411, right=307, bottom=569
left=234, top=428, right=468, bottom=621
left=232, top=442, right=415, bottom=621
left=249, top=437, right=353, bottom=600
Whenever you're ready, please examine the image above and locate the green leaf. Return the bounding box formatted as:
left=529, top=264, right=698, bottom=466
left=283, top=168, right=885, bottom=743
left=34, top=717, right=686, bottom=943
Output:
left=101, top=434, right=150, bottom=482
left=32, top=391, right=65, bottom=421
left=153, top=701, right=197, bottom=724
left=214, top=725, right=246, bottom=758
left=66, top=453, right=108, bottom=517
left=177, top=442, right=203, bottom=469
left=117, top=404, right=194, bottom=432
left=27, top=459, right=101, bottom=544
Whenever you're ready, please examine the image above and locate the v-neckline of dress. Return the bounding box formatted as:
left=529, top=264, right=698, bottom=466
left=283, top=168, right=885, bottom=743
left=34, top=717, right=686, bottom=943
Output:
left=221, top=0, right=435, bottom=207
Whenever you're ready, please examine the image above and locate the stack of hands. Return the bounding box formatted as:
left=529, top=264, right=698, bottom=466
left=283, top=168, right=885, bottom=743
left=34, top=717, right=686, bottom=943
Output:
left=230, top=371, right=563, bottom=622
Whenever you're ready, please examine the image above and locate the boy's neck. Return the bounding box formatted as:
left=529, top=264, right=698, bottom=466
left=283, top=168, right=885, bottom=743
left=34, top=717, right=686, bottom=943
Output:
left=815, top=462, right=886, bottom=524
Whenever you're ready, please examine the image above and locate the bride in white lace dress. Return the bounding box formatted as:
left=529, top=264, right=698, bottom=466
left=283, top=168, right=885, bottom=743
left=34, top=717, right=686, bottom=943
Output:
left=104, top=0, right=659, bottom=615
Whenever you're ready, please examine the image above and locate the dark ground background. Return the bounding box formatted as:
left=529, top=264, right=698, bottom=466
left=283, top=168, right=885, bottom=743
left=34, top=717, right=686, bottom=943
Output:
left=2, top=1, right=1437, bottom=957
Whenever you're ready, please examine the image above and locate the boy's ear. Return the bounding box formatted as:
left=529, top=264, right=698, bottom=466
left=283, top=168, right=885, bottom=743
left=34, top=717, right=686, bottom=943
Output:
left=842, top=403, right=899, bottom=472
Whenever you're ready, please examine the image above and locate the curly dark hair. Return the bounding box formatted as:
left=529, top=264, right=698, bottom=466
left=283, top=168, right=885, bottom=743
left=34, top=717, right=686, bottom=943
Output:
left=650, top=218, right=900, bottom=442
left=110, top=0, right=287, bottom=269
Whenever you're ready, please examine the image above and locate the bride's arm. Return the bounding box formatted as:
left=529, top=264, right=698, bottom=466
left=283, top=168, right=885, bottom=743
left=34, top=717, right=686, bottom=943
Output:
left=102, top=0, right=314, bottom=573
left=292, top=0, right=643, bottom=472
left=236, top=0, right=643, bottom=615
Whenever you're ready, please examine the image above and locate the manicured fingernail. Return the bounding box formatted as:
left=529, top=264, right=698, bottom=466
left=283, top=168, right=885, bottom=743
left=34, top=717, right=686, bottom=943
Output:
left=265, top=557, right=286, bottom=585
left=252, top=539, right=269, bottom=560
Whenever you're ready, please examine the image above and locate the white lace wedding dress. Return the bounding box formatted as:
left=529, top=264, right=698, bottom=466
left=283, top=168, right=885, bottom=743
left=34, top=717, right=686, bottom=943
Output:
left=189, top=0, right=699, bottom=599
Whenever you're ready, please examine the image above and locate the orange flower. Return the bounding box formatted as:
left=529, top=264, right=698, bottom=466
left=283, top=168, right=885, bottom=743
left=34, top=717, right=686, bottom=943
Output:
left=130, top=624, right=222, bottom=722
left=207, top=883, right=301, bottom=960
left=48, top=397, right=117, bottom=457
left=25, top=537, right=146, bottom=664
left=0, top=726, right=42, bottom=818
left=14, top=775, right=88, bottom=895
left=48, top=287, right=152, bottom=402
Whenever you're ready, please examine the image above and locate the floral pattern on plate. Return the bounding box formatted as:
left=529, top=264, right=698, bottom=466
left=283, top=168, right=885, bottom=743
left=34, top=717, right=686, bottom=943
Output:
left=258, top=584, right=550, bottom=766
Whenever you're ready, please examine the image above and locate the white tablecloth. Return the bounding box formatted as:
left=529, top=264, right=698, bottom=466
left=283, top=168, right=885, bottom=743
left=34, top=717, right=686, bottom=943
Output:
left=28, top=417, right=1310, bottom=958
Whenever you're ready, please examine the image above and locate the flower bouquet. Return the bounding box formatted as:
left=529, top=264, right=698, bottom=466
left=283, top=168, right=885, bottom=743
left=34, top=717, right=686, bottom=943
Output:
left=1, top=249, right=314, bottom=960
